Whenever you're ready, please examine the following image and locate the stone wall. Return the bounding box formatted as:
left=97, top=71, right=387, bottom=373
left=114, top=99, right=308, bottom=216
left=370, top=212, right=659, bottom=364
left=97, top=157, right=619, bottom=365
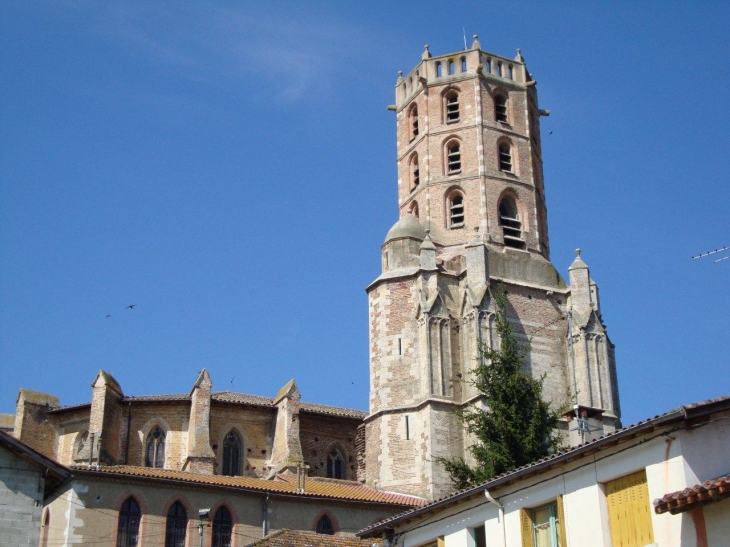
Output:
left=0, top=444, right=44, bottom=547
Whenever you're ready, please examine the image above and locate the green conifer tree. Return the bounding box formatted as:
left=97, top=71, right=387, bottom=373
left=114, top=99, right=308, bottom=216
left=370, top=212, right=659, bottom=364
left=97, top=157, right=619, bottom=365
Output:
left=438, top=285, right=564, bottom=490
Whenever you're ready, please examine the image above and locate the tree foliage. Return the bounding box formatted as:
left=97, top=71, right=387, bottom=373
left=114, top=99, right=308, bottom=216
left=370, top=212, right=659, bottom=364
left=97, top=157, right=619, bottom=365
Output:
left=438, top=285, right=564, bottom=490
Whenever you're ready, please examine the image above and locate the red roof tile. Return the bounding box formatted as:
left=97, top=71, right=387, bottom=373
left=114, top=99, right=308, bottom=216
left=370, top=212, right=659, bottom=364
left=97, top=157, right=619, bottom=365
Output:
left=654, top=473, right=730, bottom=515
left=74, top=465, right=424, bottom=507
left=245, top=530, right=382, bottom=546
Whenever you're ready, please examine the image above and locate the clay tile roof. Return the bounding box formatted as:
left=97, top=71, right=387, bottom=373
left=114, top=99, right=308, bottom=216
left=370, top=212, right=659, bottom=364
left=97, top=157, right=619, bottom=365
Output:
left=75, top=465, right=424, bottom=507
left=212, top=392, right=275, bottom=406
left=245, top=530, right=382, bottom=546
left=300, top=402, right=367, bottom=420
left=653, top=473, right=730, bottom=515
left=122, top=394, right=190, bottom=403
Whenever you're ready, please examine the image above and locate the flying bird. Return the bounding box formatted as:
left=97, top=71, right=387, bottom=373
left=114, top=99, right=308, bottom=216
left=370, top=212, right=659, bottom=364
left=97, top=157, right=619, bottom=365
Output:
left=125, top=305, right=136, bottom=310
left=106, top=315, right=112, bottom=319
left=548, top=131, right=553, bottom=135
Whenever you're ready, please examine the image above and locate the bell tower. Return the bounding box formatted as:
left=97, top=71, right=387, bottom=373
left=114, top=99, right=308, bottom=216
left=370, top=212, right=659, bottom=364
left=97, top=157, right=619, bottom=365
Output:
left=364, top=37, right=621, bottom=500
left=394, top=36, right=550, bottom=256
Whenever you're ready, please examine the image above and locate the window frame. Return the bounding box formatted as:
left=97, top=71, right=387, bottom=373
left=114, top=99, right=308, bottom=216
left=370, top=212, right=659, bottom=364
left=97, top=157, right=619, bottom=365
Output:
left=520, top=496, right=567, bottom=547
left=446, top=140, right=461, bottom=175
left=164, top=501, right=187, bottom=547
left=409, top=104, right=419, bottom=141
left=222, top=430, right=243, bottom=477
left=498, top=142, right=513, bottom=173
left=444, top=91, right=460, bottom=123
left=447, top=191, right=465, bottom=229
left=327, top=449, right=345, bottom=479
left=117, top=497, right=141, bottom=547
left=316, top=514, right=335, bottom=535
left=212, top=506, right=233, bottom=547
left=499, top=196, right=526, bottom=250
left=145, top=425, right=166, bottom=468
left=494, top=94, right=508, bottom=123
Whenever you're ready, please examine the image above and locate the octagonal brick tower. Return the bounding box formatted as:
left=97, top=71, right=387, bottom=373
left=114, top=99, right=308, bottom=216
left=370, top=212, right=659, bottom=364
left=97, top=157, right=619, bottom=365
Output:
left=364, top=37, right=621, bottom=500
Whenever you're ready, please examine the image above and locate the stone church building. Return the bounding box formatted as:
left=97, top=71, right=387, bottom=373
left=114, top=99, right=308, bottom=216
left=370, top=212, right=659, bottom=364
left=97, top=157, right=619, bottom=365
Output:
left=2, top=37, right=621, bottom=544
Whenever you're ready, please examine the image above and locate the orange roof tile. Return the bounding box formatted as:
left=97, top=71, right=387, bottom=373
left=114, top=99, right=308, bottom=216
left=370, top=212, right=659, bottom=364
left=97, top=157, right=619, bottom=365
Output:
left=245, top=530, right=382, bottom=546
left=75, top=465, right=424, bottom=507
left=654, top=473, right=730, bottom=515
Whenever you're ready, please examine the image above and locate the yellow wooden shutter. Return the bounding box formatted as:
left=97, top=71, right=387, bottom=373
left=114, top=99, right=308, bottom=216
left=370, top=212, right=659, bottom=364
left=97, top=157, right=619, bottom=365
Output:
left=521, top=508, right=534, bottom=547
left=556, top=495, right=568, bottom=547
left=606, top=470, right=655, bottom=547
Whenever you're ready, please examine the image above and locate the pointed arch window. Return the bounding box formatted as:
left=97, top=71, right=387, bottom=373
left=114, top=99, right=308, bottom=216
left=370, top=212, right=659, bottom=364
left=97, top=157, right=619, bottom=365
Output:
left=495, top=94, right=508, bottom=123
left=499, top=143, right=513, bottom=172
left=448, top=193, right=465, bottom=229
left=445, top=91, right=460, bottom=123
left=222, top=431, right=242, bottom=476
left=145, top=426, right=165, bottom=468
left=165, top=502, right=187, bottom=547
left=212, top=506, right=233, bottom=547
left=117, top=497, right=141, bottom=547
left=409, top=104, right=419, bottom=140
left=316, top=515, right=335, bottom=535
left=499, top=197, right=526, bottom=250
left=327, top=449, right=344, bottom=479
left=447, top=141, right=461, bottom=174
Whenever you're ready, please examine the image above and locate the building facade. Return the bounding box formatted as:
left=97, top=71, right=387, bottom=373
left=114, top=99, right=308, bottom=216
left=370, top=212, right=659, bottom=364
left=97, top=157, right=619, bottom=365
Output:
left=360, top=395, right=730, bottom=547
left=364, top=37, right=621, bottom=500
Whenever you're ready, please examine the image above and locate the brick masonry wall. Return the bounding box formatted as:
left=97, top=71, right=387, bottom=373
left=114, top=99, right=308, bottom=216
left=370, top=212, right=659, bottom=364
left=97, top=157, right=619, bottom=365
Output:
left=209, top=403, right=276, bottom=477
left=299, top=414, right=360, bottom=481
left=0, top=445, right=44, bottom=547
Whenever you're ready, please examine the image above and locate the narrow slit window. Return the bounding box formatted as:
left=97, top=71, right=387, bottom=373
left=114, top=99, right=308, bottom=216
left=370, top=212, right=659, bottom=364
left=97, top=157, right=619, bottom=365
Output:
left=446, top=92, right=460, bottom=122
left=495, top=95, right=508, bottom=122
left=497, top=61, right=503, bottom=77
left=410, top=105, right=419, bottom=140
left=405, top=415, right=410, bottom=440
left=461, top=57, right=467, bottom=72
left=447, top=143, right=461, bottom=173
left=485, top=59, right=491, bottom=73
left=398, top=338, right=402, bottom=355
left=499, top=143, right=512, bottom=172
left=411, top=154, right=420, bottom=188
left=508, top=65, right=514, bottom=80
left=436, top=62, right=442, bottom=77
left=448, top=59, right=455, bottom=75
left=449, top=194, right=465, bottom=228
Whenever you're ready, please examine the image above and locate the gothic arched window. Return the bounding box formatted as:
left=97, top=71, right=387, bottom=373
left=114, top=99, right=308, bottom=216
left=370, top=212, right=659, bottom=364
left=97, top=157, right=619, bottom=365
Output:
left=222, top=431, right=242, bottom=476
left=445, top=91, right=459, bottom=123
left=165, top=502, right=187, bottom=547
left=494, top=94, right=508, bottom=123
left=145, top=426, right=165, bottom=468
left=499, top=197, right=526, bottom=250
left=327, top=450, right=344, bottom=479
left=316, top=515, right=335, bottom=535
left=117, top=497, right=141, bottom=547
left=499, top=142, right=513, bottom=172
left=212, top=506, right=233, bottom=547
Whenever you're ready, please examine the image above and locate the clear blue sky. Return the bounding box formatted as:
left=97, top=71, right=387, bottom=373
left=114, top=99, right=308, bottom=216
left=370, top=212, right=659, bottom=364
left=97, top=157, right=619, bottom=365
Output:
left=1, top=2, right=728, bottom=426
